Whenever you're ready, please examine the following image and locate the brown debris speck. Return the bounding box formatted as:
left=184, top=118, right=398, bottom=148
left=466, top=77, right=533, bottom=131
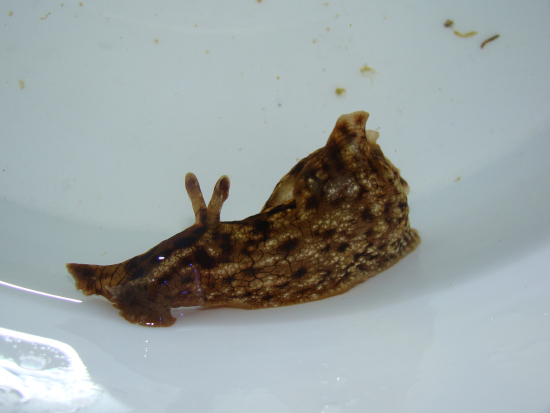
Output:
left=360, top=64, right=377, bottom=75
left=481, top=34, right=500, bottom=49
left=360, top=64, right=378, bottom=85
left=454, top=30, right=477, bottom=38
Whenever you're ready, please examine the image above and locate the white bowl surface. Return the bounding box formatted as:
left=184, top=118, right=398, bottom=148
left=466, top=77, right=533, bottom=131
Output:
left=1, top=1, right=550, bottom=412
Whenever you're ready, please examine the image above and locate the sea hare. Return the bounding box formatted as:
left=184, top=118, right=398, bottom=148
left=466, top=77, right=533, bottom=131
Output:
left=67, top=111, right=420, bottom=327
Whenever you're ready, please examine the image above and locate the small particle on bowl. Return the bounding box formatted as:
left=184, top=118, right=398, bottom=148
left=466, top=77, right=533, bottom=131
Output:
left=360, top=64, right=378, bottom=85
left=481, top=34, right=500, bottom=49
left=444, top=19, right=454, bottom=28
left=335, top=87, right=346, bottom=96
left=454, top=30, right=477, bottom=38
left=360, top=64, right=376, bottom=74
left=40, top=12, right=51, bottom=20
left=454, top=176, right=461, bottom=182
left=154, top=38, right=159, bottom=44
left=19, top=80, right=24, bottom=90
left=8, top=11, right=13, bottom=16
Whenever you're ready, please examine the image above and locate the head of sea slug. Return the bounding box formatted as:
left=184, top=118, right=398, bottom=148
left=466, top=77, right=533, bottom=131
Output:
left=66, top=224, right=208, bottom=326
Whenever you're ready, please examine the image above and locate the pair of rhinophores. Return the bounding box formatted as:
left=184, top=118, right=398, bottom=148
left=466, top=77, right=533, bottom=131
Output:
left=67, top=111, right=420, bottom=327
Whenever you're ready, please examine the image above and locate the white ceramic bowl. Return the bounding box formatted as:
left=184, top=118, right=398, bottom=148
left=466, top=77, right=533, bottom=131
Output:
left=1, top=1, right=550, bottom=412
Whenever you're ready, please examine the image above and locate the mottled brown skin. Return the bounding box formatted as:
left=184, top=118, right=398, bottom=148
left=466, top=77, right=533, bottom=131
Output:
left=67, top=111, right=420, bottom=327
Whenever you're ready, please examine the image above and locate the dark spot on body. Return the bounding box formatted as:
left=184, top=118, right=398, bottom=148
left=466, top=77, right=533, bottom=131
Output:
left=241, top=269, right=257, bottom=282
left=194, top=248, right=216, bottom=269
left=125, top=247, right=166, bottom=280
left=361, top=208, right=373, bottom=221
left=244, top=239, right=258, bottom=252
left=278, top=238, right=299, bottom=255
left=180, top=274, right=195, bottom=285
left=126, top=262, right=146, bottom=281
left=192, top=225, right=208, bottom=237
left=292, top=268, right=307, bottom=279
left=318, top=270, right=331, bottom=283
left=305, top=189, right=324, bottom=210
left=173, top=226, right=207, bottom=249
left=253, top=219, right=270, bottom=238
left=384, top=201, right=395, bottom=214
left=222, top=273, right=238, bottom=285
left=337, top=122, right=348, bottom=136
left=215, top=233, right=233, bottom=259
left=337, top=243, right=349, bottom=252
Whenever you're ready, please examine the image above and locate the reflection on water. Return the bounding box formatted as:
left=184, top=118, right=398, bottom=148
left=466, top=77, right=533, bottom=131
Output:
left=0, top=327, right=127, bottom=413
left=0, top=281, right=82, bottom=304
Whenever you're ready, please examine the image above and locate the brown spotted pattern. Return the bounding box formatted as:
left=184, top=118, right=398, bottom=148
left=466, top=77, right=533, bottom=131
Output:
left=67, top=111, right=420, bottom=327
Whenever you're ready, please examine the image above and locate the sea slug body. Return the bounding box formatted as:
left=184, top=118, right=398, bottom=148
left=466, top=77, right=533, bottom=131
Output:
left=67, top=111, right=420, bottom=327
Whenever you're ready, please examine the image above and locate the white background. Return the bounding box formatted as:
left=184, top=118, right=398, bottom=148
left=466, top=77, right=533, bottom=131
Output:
left=1, top=1, right=549, bottom=412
